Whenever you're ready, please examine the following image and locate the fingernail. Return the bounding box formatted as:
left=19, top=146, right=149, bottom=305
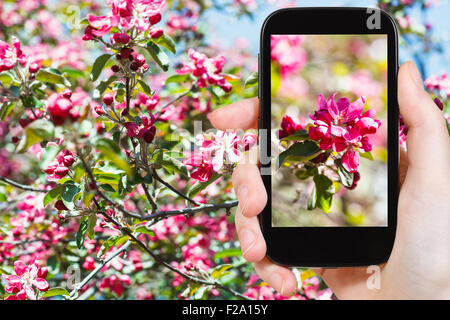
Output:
left=269, top=273, right=285, bottom=295
left=240, top=229, right=255, bottom=256
left=408, top=61, right=424, bottom=90
left=237, top=186, right=248, bottom=214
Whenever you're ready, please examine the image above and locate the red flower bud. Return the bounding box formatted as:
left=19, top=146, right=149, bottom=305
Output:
left=142, top=63, right=149, bottom=72
left=148, top=12, right=162, bottom=25
left=134, top=54, right=146, bottom=67
left=38, top=267, right=48, bottom=279
left=29, top=62, right=40, bottom=73
left=112, top=33, right=130, bottom=44
left=11, top=136, right=19, bottom=143
left=433, top=97, right=444, bottom=111
left=54, top=166, right=69, bottom=178
left=45, top=163, right=58, bottom=174
left=94, top=104, right=105, bottom=116
left=130, top=61, right=140, bottom=71
left=149, top=27, right=163, bottom=39
left=62, top=155, right=75, bottom=167
left=120, top=47, right=133, bottom=59
left=61, top=89, right=73, bottom=99
left=102, top=93, right=114, bottom=105
left=111, top=65, right=120, bottom=73
left=55, top=200, right=68, bottom=211
left=143, top=126, right=156, bottom=143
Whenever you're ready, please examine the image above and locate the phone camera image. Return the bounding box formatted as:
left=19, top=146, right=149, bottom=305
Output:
left=270, top=34, right=388, bottom=227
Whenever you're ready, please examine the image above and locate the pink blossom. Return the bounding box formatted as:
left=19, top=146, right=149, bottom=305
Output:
left=307, top=93, right=381, bottom=172
left=2, top=261, right=49, bottom=300
left=271, top=35, right=307, bottom=77
left=176, top=48, right=233, bottom=92
left=123, top=115, right=156, bottom=143
left=302, top=276, right=333, bottom=300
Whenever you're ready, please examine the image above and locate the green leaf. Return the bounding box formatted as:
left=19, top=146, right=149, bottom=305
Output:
left=61, top=183, right=80, bottom=203
left=280, top=129, right=309, bottom=142
left=97, top=235, right=121, bottom=258
left=36, top=69, right=68, bottom=85
left=188, top=172, right=221, bottom=198
left=307, top=185, right=317, bottom=210
left=137, top=79, right=152, bottom=95
left=213, top=248, right=242, bottom=260
left=295, top=165, right=318, bottom=180
left=0, top=193, right=7, bottom=202
left=145, top=42, right=169, bottom=71
left=76, top=216, right=89, bottom=249
left=0, top=73, right=13, bottom=86
left=95, top=138, right=132, bottom=177
left=135, top=225, right=155, bottom=237
left=155, top=34, right=176, bottom=54
left=211, top=264, right=232, bottom=279
left=244, top=72, right=258, bottom=88
left=87, top=213, right=97, bottom=239
left=43, top=185, right=61, bottom=207
left=17, top=119, right=55, bottom=153
left=61, top=67, right=86, bottom=79
left=313, top=174, right=335, bottom=213
left=336, top=160, right=354, bottom=188
left=359, top=151, right=374, bottom=161
left=0, top=102, right=14, bottom=121
left=42, top=287, right=69, bottom=298
left=152, top=150, right=189, bottom=177
left=95, top=75, right=118, bottom=96
left=165, top=74, right=189, bottom=84
left=278, top=141, right=321, bottom=167
left=91, top=54, right=112, bottom=82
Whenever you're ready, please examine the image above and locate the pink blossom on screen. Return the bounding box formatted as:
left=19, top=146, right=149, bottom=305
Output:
left=271, top=35, right=307, bottom=77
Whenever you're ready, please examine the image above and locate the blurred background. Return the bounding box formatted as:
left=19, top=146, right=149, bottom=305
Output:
left=270, top=34, right=388, bottom=227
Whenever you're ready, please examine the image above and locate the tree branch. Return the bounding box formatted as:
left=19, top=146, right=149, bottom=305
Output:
left=0, top=176, right=48, bottom=193
left=141, top=200, right=238, bottom=221
left=69, top=241, right=132, bottom=300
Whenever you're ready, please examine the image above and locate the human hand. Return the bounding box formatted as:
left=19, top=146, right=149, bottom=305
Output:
left=207, top=61, right=450, bottom=299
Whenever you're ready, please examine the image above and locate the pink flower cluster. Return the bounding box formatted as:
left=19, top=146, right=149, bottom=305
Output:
left=270, top=35, right=307, bottom=78
left=99, top=274, right=131, bottom=297
left=0, top=37, right=31, bottom=73
left=47, top=90, right=81, bottom=125
left=123, top=115, right=157, bottom=143
left=2, top=261, right=49, bottom=300
left=308, top=93, right=381, bottom=173
left=425, top=73, right=450, bottom=98
left=186, top=131, right=257, bottom=182
left=45, top=149, right=76, bottom=181
left=83, top=0, right=165, bottom=40
left=176, top=48, right=233, bottom=93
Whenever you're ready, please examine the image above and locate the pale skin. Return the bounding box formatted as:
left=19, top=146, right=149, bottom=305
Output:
left=208, top=61, right=450, bottom=299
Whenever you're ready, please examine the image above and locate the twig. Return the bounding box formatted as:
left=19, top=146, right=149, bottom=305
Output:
left=141, top=200, right=238, bottom=221
left=0, top=176, right=47, bottom=193
left=154, top=88, right=192, bottom=120
left=152, top=170, right=200, bottom=206
left=69, top=241, right=132, bottom=300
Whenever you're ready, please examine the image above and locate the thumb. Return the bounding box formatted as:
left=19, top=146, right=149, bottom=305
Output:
left=398, top=61, right=450, bottom=172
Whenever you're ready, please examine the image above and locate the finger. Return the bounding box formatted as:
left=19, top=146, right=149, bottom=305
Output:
left=398, top=61, right=450, bottom=173
left=313, top=267, right=378, bottom=299
left=232, top=148, right=267, bottom=217
left=254, top=257, right=298, bottom=297
left=235, top=205, right=266, bottom=263
left=208, top=97, right=259, bottom=130
left=399, top=148, right=408, bottom=189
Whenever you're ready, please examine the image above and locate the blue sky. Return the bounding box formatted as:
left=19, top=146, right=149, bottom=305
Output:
left=204, top=0, right=450, bottom=77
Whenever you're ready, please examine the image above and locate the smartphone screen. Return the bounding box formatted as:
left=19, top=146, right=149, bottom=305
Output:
left=271, top=34, right=388, bottom=227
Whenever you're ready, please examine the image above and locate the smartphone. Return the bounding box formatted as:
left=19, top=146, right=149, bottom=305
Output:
left=258, top=7, right=399, bottom=267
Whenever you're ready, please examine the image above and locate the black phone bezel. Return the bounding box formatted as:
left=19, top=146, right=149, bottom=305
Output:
left=258, top=7, right=399, bottom=267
